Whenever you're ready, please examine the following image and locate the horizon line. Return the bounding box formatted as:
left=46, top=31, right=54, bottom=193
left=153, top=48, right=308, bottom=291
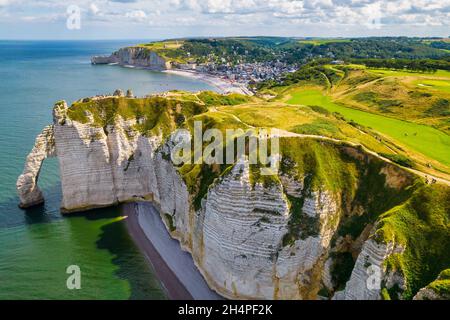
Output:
left=0, top=35, right=449, bottom=42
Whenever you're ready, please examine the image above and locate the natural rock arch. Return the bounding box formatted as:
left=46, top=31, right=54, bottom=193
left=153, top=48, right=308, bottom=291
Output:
left=16, top=125, right=56, bottom=208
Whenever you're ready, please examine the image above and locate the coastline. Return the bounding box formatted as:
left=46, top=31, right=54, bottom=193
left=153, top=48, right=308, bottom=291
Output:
left=163, top=69, right=253, bottom=95
left=123, top=202, right=222, bottom=300
left=92, top=54, right=252, bottom=95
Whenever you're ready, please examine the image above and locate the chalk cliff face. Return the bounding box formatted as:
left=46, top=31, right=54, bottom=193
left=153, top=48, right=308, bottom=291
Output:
left=17, top=95, right=449, bottom=300
left=333, top=240, right=397, bottom=300
left=51, top=100, right=167, bottom=212
left=191, top=159, right=291, bottom=298
left=91, top=47, right=172, bottom=70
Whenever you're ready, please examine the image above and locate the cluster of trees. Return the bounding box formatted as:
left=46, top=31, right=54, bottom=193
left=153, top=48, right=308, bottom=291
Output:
left=282, top=37, right=448, bottom=64
left=351, top=58, right=450, bottom=72
left=429, top=41, right=450, bottom=51
left=180, top=38, right=280, bottom=64
left=173, top=37, right=449, bottom=67
left=148, top=37, right=450, bottom=72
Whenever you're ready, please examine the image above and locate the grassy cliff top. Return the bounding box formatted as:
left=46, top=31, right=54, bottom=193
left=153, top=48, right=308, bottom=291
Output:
left=65, top=84, right=450, bottom=180
left=63, top=87, right=431, bottom=195
left=66, top=91, right=251, bottom=136
left=135, top=40, right=189, bottom=63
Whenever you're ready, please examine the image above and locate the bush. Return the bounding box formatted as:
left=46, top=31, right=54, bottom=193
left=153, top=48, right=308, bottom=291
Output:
left=426, top=99, right=450, bottom=116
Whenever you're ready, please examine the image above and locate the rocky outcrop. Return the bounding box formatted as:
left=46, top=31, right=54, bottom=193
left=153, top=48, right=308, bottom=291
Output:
left=414, top=286, right=450, bottom=300
left=414, top=287, right=445, bottom=300
left=333, top=239, right=395, bottom=300
left=91, top=47, right=172, bottom=70
left=414, top=270, right=450, bottom=300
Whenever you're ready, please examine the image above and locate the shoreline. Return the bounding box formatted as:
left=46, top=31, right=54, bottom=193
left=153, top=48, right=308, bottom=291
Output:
left=123, top=202, right=222, bottom=300
left=163, top=69, right=253, bottom=95
left=123, top=202, right=192, bottom=300
left=95, top=60, right=253, bottom=95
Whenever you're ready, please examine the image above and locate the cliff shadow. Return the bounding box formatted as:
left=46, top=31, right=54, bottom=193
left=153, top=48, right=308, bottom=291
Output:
left=0, top=183, right=63, bottom=228
left=90, top=206, right=167, bottom=300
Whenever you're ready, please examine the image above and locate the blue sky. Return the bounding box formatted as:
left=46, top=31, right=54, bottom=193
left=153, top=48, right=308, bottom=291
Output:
left=0, top=0, right=449, bottom=39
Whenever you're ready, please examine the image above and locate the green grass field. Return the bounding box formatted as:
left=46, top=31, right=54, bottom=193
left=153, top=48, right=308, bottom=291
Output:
left=414, top=79, right=450, bottom=93
left=287, top=89, right=450, bottom=167
left=366, top=68, right=450, bottom=78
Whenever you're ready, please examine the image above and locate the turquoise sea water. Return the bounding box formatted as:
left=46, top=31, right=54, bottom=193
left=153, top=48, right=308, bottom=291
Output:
left=0, top=40, right=215, bottom=299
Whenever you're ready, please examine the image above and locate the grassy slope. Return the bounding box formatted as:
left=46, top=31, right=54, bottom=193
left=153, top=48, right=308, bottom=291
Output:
left=413, top=79, right=450, bottom=94
left=286, top=89, right=450, bottom=168
left=278, top=135, right=449, bottom=299
left=424, top=269, right=450, bottom=298
left=367, top=68, right=450, bottom=78
left=376, top=185, right=450, bottom=299
left=219, top=102, right=394, bottom=155
left=67, top=92, right=250, bottom=136
left=335, top=68, right=450, bottom=132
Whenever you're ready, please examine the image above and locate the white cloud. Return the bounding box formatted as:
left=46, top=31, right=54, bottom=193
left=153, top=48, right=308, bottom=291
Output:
left=1, top=0, right=450, bottom=36
left=89, top=3, right=100, bottom=15
left=125, top=9, right=147, bottom=21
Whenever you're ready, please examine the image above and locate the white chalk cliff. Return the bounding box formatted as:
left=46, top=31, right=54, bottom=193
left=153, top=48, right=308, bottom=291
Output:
left=17, top=96, right=434, bottom=300
left=91, top=47, right=172, bottom=70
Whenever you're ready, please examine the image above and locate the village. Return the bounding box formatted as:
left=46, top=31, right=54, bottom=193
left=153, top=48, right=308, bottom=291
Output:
left=174, top=59, right=298, bottom=88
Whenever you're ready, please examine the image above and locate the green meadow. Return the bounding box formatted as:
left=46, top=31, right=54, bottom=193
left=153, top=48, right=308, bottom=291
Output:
left=367, top=68, right=450, bottom=78
left=414, top=79, right=450, bottom=94
left=287, top=89, right=450, bottom=167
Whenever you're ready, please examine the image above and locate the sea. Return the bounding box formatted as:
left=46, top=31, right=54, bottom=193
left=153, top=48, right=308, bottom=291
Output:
left=0, top=40, right=215, bottom=299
